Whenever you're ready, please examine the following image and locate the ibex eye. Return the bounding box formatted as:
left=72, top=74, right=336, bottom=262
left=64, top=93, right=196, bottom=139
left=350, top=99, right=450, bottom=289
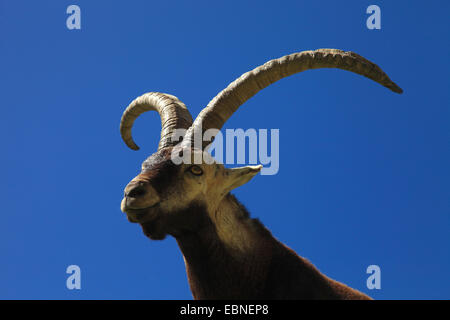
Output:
left=188, top=165, right=203, bottom=176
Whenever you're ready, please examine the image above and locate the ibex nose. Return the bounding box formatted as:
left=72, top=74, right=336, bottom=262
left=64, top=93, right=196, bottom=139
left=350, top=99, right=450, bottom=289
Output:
left=122, top=180, right=160, bottom=213
left=125, top=184, right=147, bottom=198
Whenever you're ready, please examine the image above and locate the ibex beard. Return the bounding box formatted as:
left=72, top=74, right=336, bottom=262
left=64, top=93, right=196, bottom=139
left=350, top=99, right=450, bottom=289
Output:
left=119, top=49, right=402, bottom=299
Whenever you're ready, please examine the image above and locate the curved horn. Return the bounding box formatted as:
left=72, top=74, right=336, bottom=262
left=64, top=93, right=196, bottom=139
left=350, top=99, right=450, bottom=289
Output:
left=184, top=49, right=402, bottom=149
left=120, top=92, right=193, bottom=150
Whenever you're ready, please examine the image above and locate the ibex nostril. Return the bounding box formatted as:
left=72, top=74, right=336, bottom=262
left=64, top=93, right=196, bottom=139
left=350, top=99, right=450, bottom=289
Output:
left=126, top=186, right=147, bottom=198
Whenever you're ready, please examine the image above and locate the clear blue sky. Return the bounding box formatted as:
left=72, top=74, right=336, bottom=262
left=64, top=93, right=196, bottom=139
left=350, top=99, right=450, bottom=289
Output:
left=1, top=0, right=449, bottom=299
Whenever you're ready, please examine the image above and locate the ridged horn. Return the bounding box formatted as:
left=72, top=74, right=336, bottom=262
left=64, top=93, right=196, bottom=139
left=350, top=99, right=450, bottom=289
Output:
left=120, top=92, right=193, bottom=151
left=184, top=49, right=402, bottom=149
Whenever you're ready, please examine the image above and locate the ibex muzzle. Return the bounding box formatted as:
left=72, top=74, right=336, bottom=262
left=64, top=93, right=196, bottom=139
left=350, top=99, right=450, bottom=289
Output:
left=122, top=178, right=160, bottom=221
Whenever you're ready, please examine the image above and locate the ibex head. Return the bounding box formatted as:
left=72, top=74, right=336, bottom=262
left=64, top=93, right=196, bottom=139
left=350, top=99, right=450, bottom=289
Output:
left=120, top=49, right=402, bottom=241
left=119, top=93, right=262, bottom=240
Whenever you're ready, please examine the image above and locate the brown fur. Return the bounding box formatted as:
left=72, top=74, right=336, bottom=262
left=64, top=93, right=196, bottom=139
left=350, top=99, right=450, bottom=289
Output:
left=123, top=149, right=371, bottom=300
left=171, top=195, right=370, bottom=300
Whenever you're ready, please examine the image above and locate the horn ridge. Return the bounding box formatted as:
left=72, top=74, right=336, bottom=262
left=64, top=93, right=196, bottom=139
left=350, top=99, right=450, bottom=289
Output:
left=183, top=49, right=402, bottom=149
left=120, top=92, right=193, bottom=151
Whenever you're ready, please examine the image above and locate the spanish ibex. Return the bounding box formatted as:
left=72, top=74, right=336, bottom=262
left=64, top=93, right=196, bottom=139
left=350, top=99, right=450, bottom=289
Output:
left=120, top=49, right=402, bottom=299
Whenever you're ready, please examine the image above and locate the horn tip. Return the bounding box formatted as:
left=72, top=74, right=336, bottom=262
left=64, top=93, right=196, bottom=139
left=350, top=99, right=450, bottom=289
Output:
left=126, top=142, right=140, bottom=151
left=391, top=84, right=403, bottom=94
left=386, top=81, right=403, bottom=94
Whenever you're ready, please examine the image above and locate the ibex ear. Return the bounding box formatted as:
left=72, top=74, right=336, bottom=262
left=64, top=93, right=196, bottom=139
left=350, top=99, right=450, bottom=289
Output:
left=222, top=165, right=262, bottom=193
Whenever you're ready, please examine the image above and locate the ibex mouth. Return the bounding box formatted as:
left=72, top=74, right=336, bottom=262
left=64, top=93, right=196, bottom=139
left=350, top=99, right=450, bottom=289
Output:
left=122, top=202, right=160, bottom=223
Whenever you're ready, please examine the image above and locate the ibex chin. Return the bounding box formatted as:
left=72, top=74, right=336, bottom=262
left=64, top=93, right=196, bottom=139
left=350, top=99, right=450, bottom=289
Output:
left=120, top=49, right=402, bottom=300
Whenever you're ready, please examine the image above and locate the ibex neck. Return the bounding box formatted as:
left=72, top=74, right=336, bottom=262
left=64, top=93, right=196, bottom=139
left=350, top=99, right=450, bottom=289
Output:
left=175, top=194, right=273, bottom=299
left=174, top=194, right=372, bottom=300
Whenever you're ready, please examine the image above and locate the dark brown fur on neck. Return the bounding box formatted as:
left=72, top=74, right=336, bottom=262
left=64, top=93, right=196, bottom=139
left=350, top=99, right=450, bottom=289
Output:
left=142, top=194, right=371, bottom=300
